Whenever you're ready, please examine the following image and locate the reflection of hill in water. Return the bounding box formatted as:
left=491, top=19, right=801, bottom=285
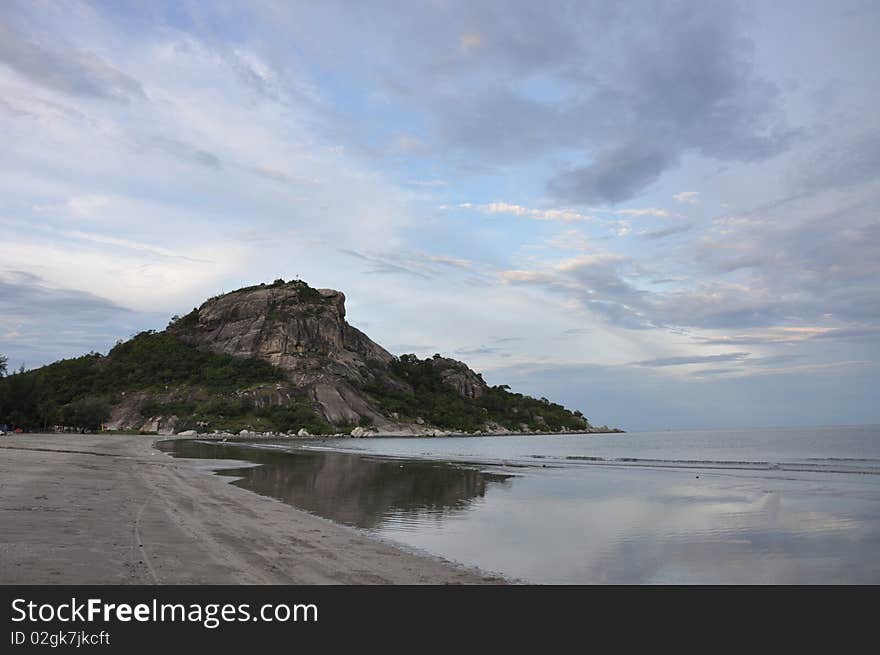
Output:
left=167, top=440, right=512, bottom=529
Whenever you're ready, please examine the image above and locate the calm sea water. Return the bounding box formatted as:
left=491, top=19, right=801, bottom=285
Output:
left=163, top=425, right=880, bottom=583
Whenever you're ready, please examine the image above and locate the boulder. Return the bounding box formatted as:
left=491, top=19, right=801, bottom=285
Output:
left=427, top=355, right=488, bottom=399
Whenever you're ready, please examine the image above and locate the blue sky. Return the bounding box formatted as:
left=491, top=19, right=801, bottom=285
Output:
left=1, top=0, right=879, bottom=430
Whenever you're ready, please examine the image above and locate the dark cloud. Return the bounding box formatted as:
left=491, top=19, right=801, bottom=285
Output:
left=0, top=19, right=144, bottom=101
left=748, top=354, right=806, bottom=366
left=0, top=271, right=161, bottom=368
left=0, top=271, right=130, bottom=319
left=541, top=1, right=794, bottom=203
left=690, top=367, right=740, bottom=377
left=193, top=150, right=221, bottom=168
left=241, top=1, right=795, bottom=203
left=640, top=223, right=694, bottom=240
left=812, top=326, right=880, bottom=341
left=454, top=346, right=507, bottom=357
left=279, top=1, right=792, bottom=204
left=549, top=146, right=676, bottom=205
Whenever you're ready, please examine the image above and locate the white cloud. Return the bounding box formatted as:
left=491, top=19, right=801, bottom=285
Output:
left=66, top=195, right=111, bottom=217
left=499, top=269, right=557, bottom=284
left=461, top=202, right=594, bottom=223
left=614, top=208, right=671, bottom=217
left=673, top=191, right=700, bottom=204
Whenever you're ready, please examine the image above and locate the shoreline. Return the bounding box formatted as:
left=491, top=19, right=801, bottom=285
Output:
left=97, top=426, right=626, bottom=441
left=0, top=433, right=504, bottom=584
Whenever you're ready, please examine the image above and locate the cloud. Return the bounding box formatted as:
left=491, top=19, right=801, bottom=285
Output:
left=490, top=336, right=525, bottom=343
left=66, top=195, right=111, bottom=217
left=615, top=208, right=671, bottom=218
left=426, top=255, right=471, bottom=269
left=341, top=249, right=431, bottom=279
left=640, top=223, right=694, bottom=239
left=459, top=32, right=485, bottom=53
left=0, top=270, right=130, bottom=319
left=341, top=249, right=472, bottom=279
left=673, top=191, right=700, bottom=204
left=799, top=131, right=880, bottom=192
left=281, top=1, right=792, bottom=203
left=549, top=146, right=678, bottom=205
left=697, top=326, right=880, bottom=345
left=499, top=254, right=785, bottom=331
left=459, top=202, right=593, bottom=223
left=0, top=19, right=144, bottom=101
left=0, top=270, right=159, bottom=368
left=630, top=352, right=750, bottom=367
left=60, top=229, right=209, bottom=262
left=499, top=269, right=558, bottom=285
left=497, top=181, right=880, bottom=334
left=454, top=346, right=507, bottom=357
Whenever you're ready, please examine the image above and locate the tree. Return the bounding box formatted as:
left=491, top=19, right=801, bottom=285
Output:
left=0, top=353, right=6, bottom=377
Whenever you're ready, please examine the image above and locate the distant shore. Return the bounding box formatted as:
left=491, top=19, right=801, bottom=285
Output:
left=0, top=433, right=502, bottom=584
left=99, top=425, right=626, bottom=441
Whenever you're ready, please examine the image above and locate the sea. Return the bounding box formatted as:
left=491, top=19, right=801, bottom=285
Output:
left=161, top=425, right=880, bottom=584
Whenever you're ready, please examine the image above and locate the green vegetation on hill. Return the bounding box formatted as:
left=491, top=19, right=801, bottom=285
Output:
left=103, top=331, right=284, bottom=390
left=201, top=278, right=324, bottom=305
left=0, top=331, right=295, bottom=431
left=138, top=395, right=332, bottom=436
left=363, top=354, right=590, bottom=433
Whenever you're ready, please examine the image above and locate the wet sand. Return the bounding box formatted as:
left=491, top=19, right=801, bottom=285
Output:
left=0, top=433, right=499, bottom=584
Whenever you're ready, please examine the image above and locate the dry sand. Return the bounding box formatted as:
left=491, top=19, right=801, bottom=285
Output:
left=0, top=433, right=499, bottom=584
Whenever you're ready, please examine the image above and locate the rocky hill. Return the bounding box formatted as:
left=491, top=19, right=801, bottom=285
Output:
left=0, top=279, right=620, bottom=436
left=167, top=281, right=397, bottom=427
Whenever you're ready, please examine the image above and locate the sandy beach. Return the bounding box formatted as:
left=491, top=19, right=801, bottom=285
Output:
left=0, top=433, right=498, bottom=584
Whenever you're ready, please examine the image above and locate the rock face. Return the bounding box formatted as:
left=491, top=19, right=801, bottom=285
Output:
left=171, top=283, right=393, bottom=379
left=427, top=356, right=488, bottom=399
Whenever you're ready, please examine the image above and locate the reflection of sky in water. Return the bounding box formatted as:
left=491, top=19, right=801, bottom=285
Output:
left=380, top=467, right=880, bottom=584
left=166, top=438, right=880, bottom=584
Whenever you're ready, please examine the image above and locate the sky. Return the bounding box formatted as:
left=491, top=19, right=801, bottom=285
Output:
left=1, top=0, right=879, bottom=430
